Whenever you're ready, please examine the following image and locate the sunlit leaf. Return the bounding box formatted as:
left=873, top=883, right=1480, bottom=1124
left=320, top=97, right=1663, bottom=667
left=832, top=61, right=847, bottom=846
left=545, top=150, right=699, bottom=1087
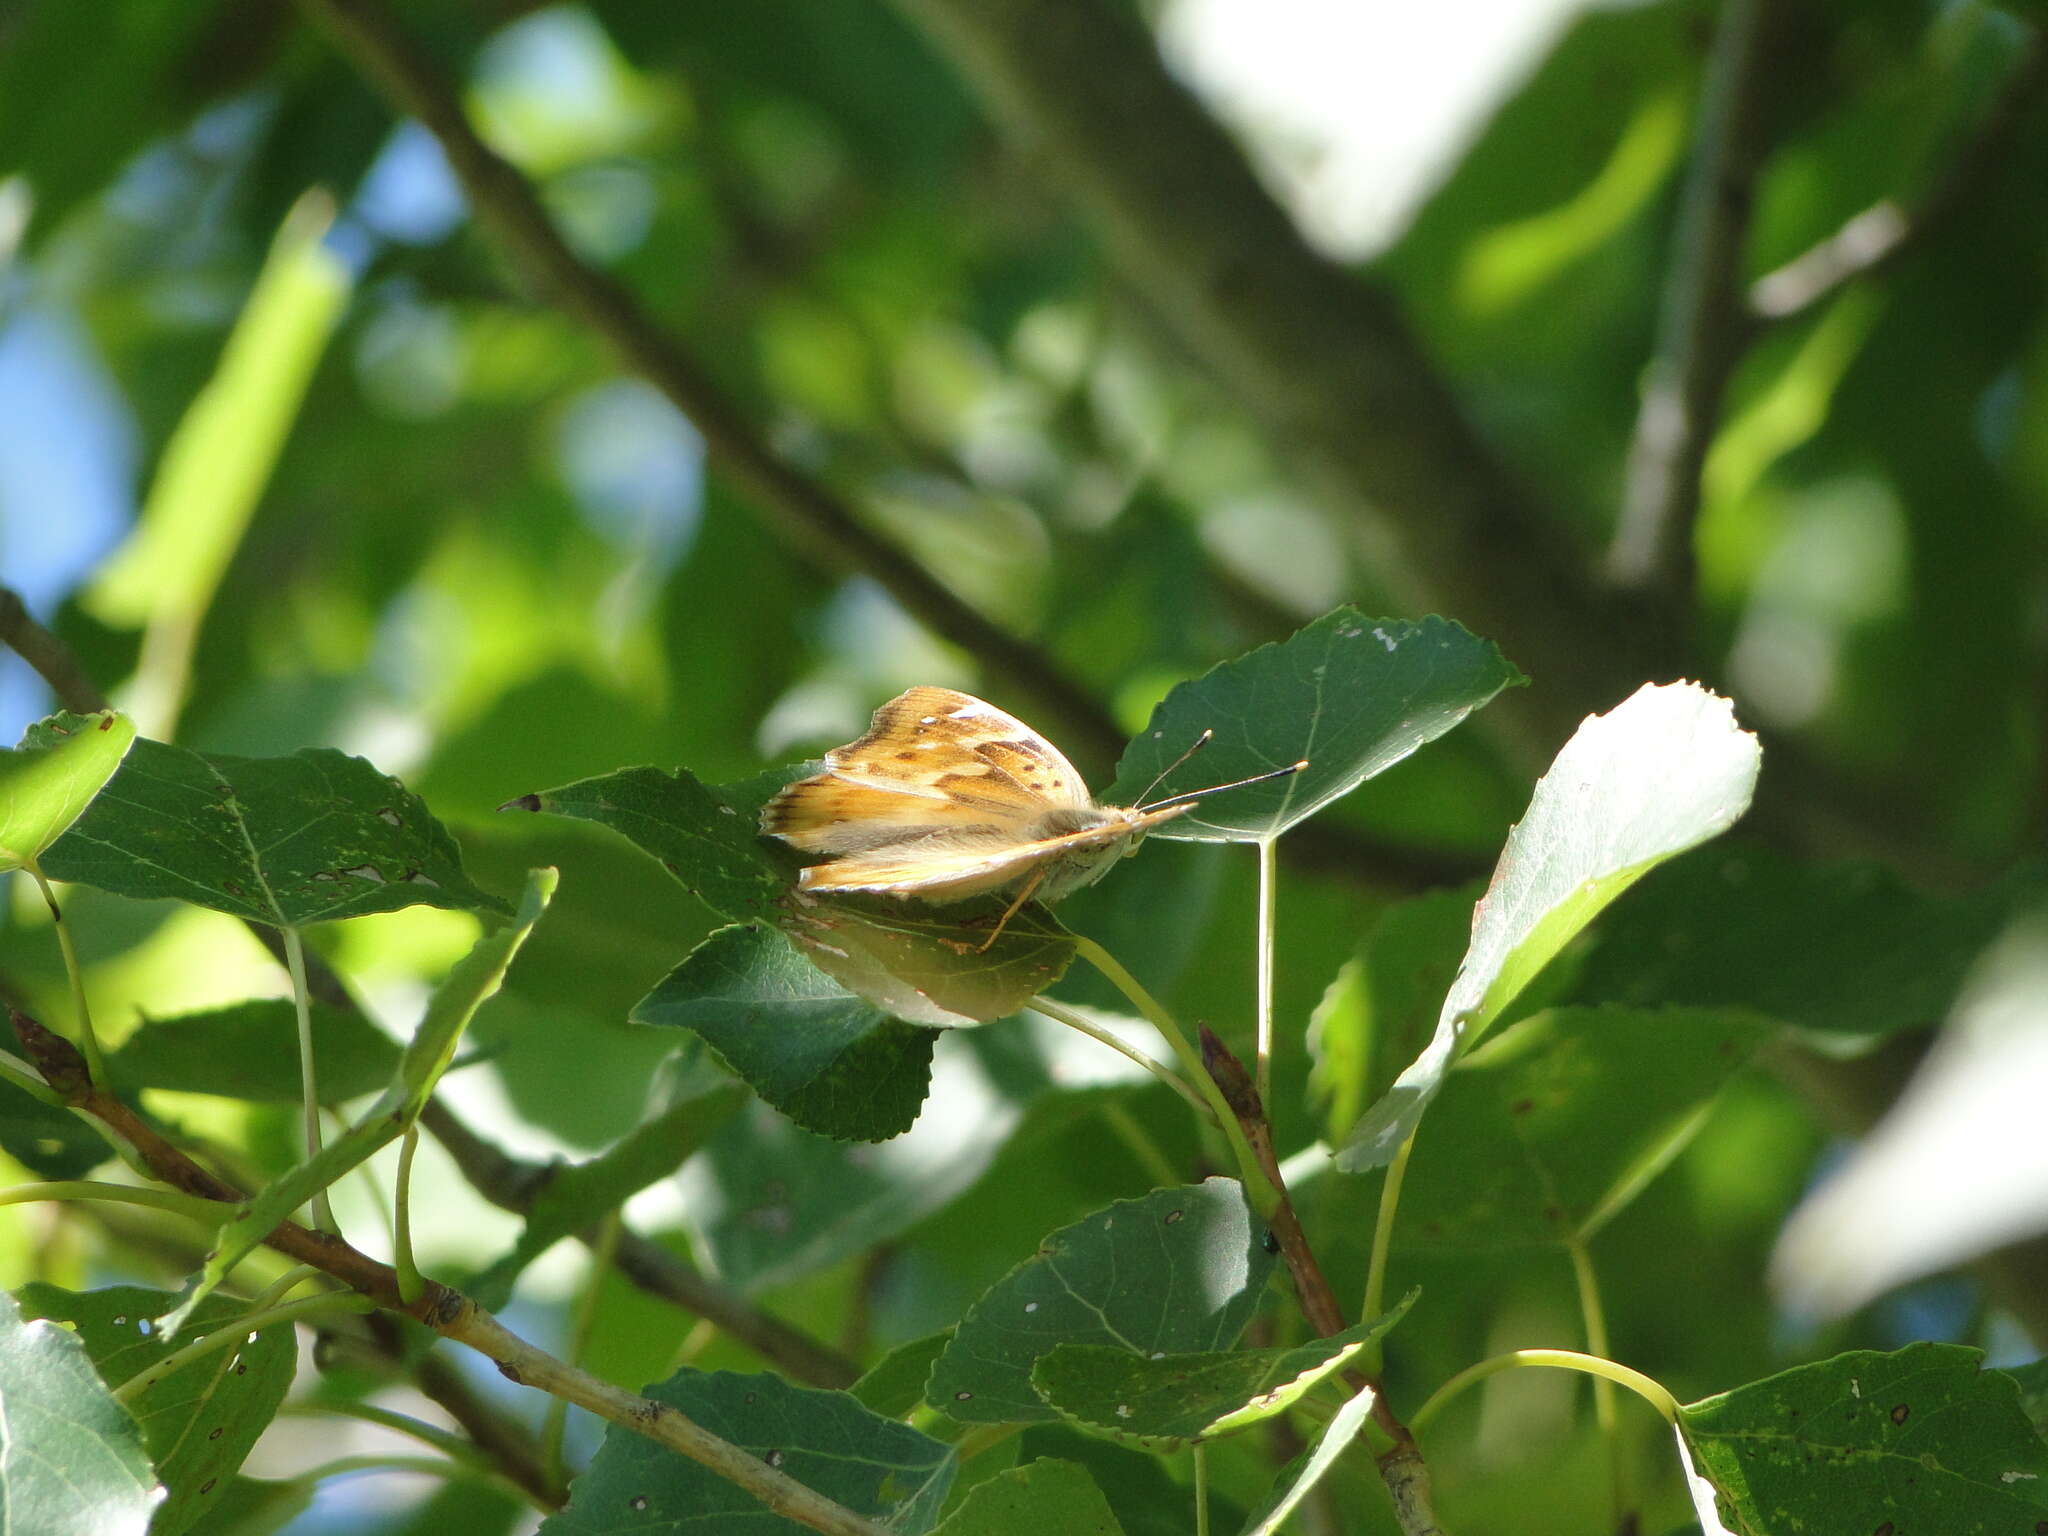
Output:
left=0, top=1289, right=162, bottom=1534
left=633, top=923, right=936, bottom=1141
left=0, top=710, right=135, bottom=872
left=1106, top=610, right=1522, bottom=843
left=1338, top=682, right=1759, bottom=1171
left=536, top=1369, right=954, bottom=1535
left=16, top=1283, right=294, bottom=1536
left=1679, top=1343, right=2048, bottom=1532
left=39, top=736, right=508, bottom=926
left=926, top=1180, right=1279, bottom=1425
left=1234, top=1378, right=1380, bottom=1536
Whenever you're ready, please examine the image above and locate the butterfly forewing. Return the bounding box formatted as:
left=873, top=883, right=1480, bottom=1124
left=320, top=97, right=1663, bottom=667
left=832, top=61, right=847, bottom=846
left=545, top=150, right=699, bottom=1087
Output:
left=763, top=686, right=1094, bottom=858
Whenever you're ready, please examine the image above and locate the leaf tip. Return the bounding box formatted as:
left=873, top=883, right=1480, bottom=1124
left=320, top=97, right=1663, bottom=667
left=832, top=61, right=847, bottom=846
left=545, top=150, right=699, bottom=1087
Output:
left=498, top=792, right=544, bottom=813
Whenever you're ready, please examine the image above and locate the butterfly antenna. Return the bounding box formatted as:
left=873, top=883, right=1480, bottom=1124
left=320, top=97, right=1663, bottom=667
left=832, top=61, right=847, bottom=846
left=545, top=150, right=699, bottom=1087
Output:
left=1133, top=728, right=1214, bottom=808
left=1141, top=758, right=1309, bottom=813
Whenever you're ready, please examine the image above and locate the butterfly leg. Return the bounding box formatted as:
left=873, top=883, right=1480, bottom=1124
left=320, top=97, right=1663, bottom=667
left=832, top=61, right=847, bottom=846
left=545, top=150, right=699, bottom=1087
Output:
left=975, top=866, right=1046, bottom=953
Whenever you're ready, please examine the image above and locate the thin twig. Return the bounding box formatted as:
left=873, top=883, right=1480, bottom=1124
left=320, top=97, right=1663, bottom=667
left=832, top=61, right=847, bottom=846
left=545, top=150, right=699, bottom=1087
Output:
left=1750, top=29, right=2045, bottom=323
left=0, top=588, right=108, bottom=713
left=14, top=1009, right=892, bottom=1536
left=1608, top=0, right=1780, bottom=607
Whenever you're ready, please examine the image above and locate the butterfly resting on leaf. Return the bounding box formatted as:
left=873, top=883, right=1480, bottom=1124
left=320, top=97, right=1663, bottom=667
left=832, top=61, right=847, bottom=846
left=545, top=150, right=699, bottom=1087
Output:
left=762, top=686, right=1303, bottom=950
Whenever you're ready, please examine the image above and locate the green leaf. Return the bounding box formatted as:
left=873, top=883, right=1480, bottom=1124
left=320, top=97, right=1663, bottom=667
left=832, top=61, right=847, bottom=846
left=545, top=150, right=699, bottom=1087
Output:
left=1338, top=682, right=1760, bottom=1172
left=926, top=1180, right=1279, bottom=1425
left=1309, top=887, right=1475, bottom=1144
left=1235, top=1379, right=1380, bottom=1536
left=38, top=735, right=508, bottom=926
left=1571, top=844, right=2016, bottom=1039
left=105, top=998, right=401, bottom=1105
left=632, top=923, right=937, bottom=1141
left=1391, top=1007, right=1773, bottom=1251
left=0, top=710, right=136, bottom=872
left=467, top=1053, right=746, bottom=1309
left=513, top=764, right=785, bottom=922
left=1031, top=1294, right=1416, bottom=1451
left=785, top=895, right=1076, bottom=1027
left=1012, top=1430, right=1195, bottom=1536
left=84, top=192, right=350, bottom=735
left=536, top=1369, right=954, bottom=1535
left=1105, top=611, right=1523, bottom=843
left=15, top=1284, right=295, bottom=1536
left=2003, top=1358, right=2048, bottom=1442
left=931, top=1459, right=1125, bottom=1535
left=158, top=870, right=554, bottom=1337
left=1678, top=1342, right=2048, bottom=1532
left=0, top=1076, right=109, bottom=1179
left=0, top=1289, right=162, bottom=1534
left=851, top=1331, right=954, bottom=1419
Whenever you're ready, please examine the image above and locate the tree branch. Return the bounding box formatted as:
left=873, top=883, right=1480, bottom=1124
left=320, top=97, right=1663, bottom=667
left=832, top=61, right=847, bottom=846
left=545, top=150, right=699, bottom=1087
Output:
left=291, top=0, right=1463, bottom=890
left=1749, top=28, right=2044, bottom=323
left=0, top=587, right=109, bottom=714
left=888, top=0, right=1649, bottom=739
left=1608, top=0, right=1780, bottom=609
left=242, top=923, right=865, bottom=1389
left=294, top=0, right=1118, bottom=768
left=14, top=1008, right=894, bottom=1536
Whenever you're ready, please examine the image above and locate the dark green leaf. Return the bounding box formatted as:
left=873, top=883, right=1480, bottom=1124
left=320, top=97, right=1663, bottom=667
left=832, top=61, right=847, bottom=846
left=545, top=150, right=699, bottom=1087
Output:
left=1013, top=1429, right=1197, bottom=1536
left=536, top=1369, right=954, bottom=1535
left=160, top=870, right=553, bottom=1337
left=0, top=1075, right=108, bottom=1179
left=1679, top=1343, right=2048, bottom=1531
left=105, top=998, right=400, bottom=1104
left=1, top=710, right=136, bottom=871
left=784, top=893, right=1077, bottom=1028
left=633, top=923, right=936, bottom=1141
left=468, top=1053, right=746, bottom=1309
left=851, top=1331, right=954, bottom=1419
left=1339, top=682, right=1760, bottom=1172
left=1392, top=1007, right=1773, bottom=1251
left=15, top=1283, right=294, bottom=1536
left=931, top=1459, right=1125, bottom=1535
left=926, top=1180, right=1279, bottom=1425
left=40, top=735, right=507, bottom=926
left=1105, top=611, right=1523, bottom=843
left=2003, top=1358, right=2048, bottom=1442
left=173, top=1476, right=315, bottom=1536
left=0, top=1289, right=161, bottom=1533
left=1032, top=1294, right=1415, bottom=1451
left=515, top=764, right=784, bottom=922
left=1571, top=844, right=2017, bottom=1039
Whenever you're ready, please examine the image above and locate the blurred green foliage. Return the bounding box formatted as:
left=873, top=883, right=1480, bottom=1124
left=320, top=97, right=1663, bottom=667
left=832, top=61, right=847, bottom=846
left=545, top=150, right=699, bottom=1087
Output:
left=3, top=0, right=2048, bottom=1533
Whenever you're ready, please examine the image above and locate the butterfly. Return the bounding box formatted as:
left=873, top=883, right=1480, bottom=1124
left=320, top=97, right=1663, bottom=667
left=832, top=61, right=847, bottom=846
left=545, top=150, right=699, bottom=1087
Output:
left=762, top=685, right=1302, bottom=949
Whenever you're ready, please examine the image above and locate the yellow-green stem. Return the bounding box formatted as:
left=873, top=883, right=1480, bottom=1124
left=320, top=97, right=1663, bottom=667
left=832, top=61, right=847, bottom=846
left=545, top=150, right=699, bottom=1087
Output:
left=281, top=926, right=338, bottom=1234
left=1568, top=1235, right=1630, bottom=1529
left=1360, top=1131, right=1416, bottom=1372
left=1409, top=1348, right=1679, bottom=1435
left=287, top=1452, right=530, bottom=1505
left=1254, top=837, right=1278, bottom=1112
left=1027, top=998, right=1214, bottom=1123
left=115, top=1291, right=374, bottom=1406
left=544, top=1208, right=623, bottom=1487
left=0, top=1179, right=225, bottom=1223
left=1073, top=936, right=1277, bottom=1215
left=27, top=863, right=105, bottom=1086
left=394, top=1124, right=423, bottom=1303
left=1193, top=1441, right=1212, bottom=1536
left=0, top=1048, right=61, bottom=1106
